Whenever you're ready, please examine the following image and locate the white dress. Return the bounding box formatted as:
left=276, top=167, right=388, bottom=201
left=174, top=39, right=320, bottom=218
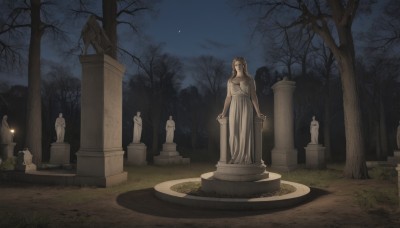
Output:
left=228, top=78, right=254, bottom=164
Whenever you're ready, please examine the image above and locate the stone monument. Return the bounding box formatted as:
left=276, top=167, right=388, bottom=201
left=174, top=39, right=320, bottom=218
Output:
left=16, top=148, right=37, bottom=172
left=0, top=115, right=16, bottom=165
left=271, top=77, right=298, bottom=171
left=304, top=115, right=326, bottom=169
left=388, top=121, right=400, bottom=165
left=76, top=16, right=127, bottom=187
left=127, top=111, right=147, bottom=165
left=154, top=116, right=190, bottom=165
left=50, top=113, right=70, bottom=165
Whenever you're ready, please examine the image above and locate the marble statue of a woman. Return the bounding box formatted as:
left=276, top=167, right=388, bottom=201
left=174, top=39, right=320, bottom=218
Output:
left=165, top=116, right=175, bottom=143
left=133, top=112, right=142, bottom=143
left=217, top=57, right=264, bottom=164
left=310, top=116, right=319, bottom=144
left=55, top=113, right=66, bottom=143
left=0, top=115, right=12, bottom=144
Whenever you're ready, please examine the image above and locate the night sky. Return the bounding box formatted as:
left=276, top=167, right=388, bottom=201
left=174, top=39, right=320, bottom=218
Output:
left=0, top=0, right=265, bottom=87
left=141, top=0, right=264, bottom=81
left=0, top=0, right=384, bottom=87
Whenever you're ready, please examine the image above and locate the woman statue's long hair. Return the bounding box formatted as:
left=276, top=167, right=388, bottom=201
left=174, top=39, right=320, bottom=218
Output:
left=229, top=56, right=251, bottom=81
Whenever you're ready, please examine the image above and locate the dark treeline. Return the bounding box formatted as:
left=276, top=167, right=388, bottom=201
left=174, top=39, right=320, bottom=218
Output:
left=1, top=1, right=400, bottom=177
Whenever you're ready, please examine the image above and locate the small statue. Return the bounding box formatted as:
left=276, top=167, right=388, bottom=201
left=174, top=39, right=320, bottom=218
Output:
left=310, top=115, right=319, bottom=144
left=397, top=120, right=400, bottom=150
left=165, top=116, right=175, bottom=143
left=55, top=113, right=66, bottom=143
left=0, top=115, right=12, bottom=144
left=133, top=112, right=143, bottom=143
left=81, top=15, right=112, bottom=55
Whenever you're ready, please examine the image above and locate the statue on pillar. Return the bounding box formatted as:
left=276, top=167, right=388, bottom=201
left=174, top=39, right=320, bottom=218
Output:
left=217, top=57, right=264, bottom=164
left=133, top=111, right=142, bottom=143
left=55, top=113, right=66, bottom=143
left=0, top=115, right=12, bottom=144
left=165, top=116, right=175, bottom=143
left=81, top=15, right=112, bottom=55
left=310, top=115, right=319, bottom=144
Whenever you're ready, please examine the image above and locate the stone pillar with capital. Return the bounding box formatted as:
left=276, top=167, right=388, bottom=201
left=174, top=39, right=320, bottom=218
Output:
left=76, top=54, right=127, bottom=187
left=271, top=77, right=298, bottom=171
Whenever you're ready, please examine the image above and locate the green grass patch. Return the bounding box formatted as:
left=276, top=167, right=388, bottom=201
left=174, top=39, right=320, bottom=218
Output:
left=275, top=168, right=343, bottom=188
left=369, top=166, right=398, bottom=182
left=354, top=187, right=399, bottom=211
left=171, top=181, right=296, bottom=198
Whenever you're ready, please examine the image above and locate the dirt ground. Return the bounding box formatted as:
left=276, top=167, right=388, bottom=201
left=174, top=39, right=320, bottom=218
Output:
left=0, top=172, right=400, bottom=227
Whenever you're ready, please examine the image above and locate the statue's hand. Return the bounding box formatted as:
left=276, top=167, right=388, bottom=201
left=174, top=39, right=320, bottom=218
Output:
left=258, top=113, right=266, bottom=119
left=217, top=113, right=225, bottom=119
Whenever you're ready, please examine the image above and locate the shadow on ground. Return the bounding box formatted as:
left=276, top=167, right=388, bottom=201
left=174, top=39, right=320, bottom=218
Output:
left=116, top=187, right=329, bottom=218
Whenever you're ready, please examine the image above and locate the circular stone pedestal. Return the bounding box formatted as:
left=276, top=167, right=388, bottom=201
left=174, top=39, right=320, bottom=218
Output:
left=214, top=162, right=268, bottom=181
left=154, top=178, right=311, bottom=210
left=201, top=172, right=281, bottom=196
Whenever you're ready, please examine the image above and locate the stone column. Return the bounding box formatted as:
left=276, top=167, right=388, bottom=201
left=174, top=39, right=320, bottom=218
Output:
left=271, top=77, right=298, bottom=171
left=254, top=116, right=266, bottom=165
left=76, top=54, right=127, bottom=187
left=217, top=117, right=229, bottom=163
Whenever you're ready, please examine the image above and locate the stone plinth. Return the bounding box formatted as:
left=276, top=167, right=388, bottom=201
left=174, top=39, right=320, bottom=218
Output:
left=154, top=143, right=190, bottom=165
left=388, top=150, right=400, bottom=165
left=0, top=143, right=16, bottom=161
left=76, top=54, right=127, bottom=187
left=50, top=143, right=70, bottom=165
left=271, top=78, right=298, bottom=171
left=201, top=172, right=281, bottom=196
left=202, top=115, right=276, bottom=196
left=127, top=143, right=147, bottom=165
left=305, top=144, right=326, bottom=169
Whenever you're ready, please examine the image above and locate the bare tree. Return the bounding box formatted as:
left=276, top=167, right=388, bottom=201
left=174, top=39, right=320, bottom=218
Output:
left=72, top=0, right=158, bottom=59
left=190, top=55, right=229, bottom=152
left=313, top=41, right=336, bottom=161
left=241, top=0, right=373, bottom=178
left=366, top=0, right=400, bottom=55
left=0, top=0, right=64, bottom=165
left=128, top=44, right=183, bottom=157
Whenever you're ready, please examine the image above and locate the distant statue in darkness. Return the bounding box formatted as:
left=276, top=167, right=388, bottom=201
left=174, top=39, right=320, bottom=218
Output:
left=310, top=116, right=319, bottom=144
left=0, top=115, right=12, bottom=144
left=133, top=112, right=142, bottom=143
left=397, top=120, right=400, bottom=149
left=81, top=15, right=112, bottom=55
left=55, top=113, right=66, bottom=143
left=165, top=116, right=175, bottom=143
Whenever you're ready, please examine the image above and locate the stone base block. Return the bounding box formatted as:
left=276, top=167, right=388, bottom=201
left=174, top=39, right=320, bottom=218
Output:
left=154, top=155, right=184, bottom=165
left=154, top=143, right=190, bottom=165
left=76, top=172, right=127, bottom=187
left=50, top=143, right=70, bottom=165
left=305, top=144, right=326, bottom=169
left=1, top=143, right=16, bottom=160
left=76, top=150, right=125, bottom=178
left=388, top=150, right=400, bottom=165
left=162, top=143, right=177, bottom=152
left=127, top=143, right=147, bottom=165
left=201, top=172, right=281, bottom=196
left=271, top=148, right=298, bottom=171
left=214, top=162, right=268, bottom=181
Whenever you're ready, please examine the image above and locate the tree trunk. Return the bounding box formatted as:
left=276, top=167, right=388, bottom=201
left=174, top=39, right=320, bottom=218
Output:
left=340, top=55, right=368, bottom=178
left=378, top=96, right=388, bottom=158
left=102, top=0, right=117, bottom=59
left=324, top=82, right=331, bottom=161
left=26, top=0, right=42, bottom=165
